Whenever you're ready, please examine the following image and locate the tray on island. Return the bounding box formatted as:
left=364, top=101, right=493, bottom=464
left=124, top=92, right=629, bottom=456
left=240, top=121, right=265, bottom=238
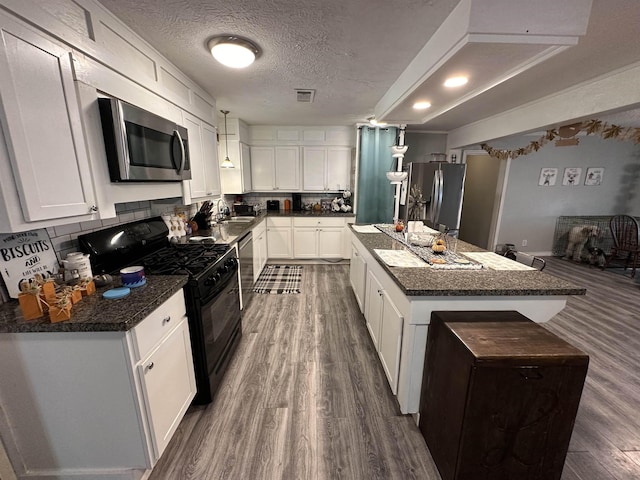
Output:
left=373, top=224, right=483, bottom=270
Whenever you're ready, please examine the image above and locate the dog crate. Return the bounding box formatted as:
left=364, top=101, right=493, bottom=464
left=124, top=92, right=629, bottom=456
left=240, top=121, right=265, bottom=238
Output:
left=552, top=216, right=614, bottom=256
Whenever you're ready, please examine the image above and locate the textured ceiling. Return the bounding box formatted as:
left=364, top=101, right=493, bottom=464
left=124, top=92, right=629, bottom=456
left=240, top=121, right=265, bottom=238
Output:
left=97, top=0, right=640, bottom=130
left=97, top=0, right=459, bottom=126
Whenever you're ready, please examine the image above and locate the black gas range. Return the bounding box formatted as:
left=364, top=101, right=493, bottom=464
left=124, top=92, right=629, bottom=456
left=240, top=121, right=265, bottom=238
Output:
left=78, top=216, right=242, bottom=404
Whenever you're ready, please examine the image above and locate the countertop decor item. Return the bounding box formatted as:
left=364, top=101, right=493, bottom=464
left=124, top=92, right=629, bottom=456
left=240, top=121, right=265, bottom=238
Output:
left=102, top=287, right=131, bottom=300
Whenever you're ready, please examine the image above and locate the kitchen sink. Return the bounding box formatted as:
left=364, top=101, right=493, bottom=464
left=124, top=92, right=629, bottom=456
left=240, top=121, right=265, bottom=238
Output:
left=223, top=217, right=255, bottom=223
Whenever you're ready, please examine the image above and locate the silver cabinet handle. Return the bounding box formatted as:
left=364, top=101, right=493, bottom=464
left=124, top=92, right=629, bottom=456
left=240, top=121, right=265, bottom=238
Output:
left=162, top=316, right=171, bottom=325
left=89, top=205, right=98, bottom=213
left=378, top=289, right=384, bottom=296
left=147, top=362, right=154, bottom=370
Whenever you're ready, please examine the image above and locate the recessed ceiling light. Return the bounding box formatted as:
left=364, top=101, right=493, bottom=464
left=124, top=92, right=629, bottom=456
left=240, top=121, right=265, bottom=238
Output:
left=208, top=35, right=261, bottom=68
left=444, top=76, right=469, bottom=88
left=413, top=101, right=431, bottom=110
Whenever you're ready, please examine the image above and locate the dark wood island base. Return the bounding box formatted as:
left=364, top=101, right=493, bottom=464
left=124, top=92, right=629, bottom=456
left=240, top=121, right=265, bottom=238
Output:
left=419, top=310, right=589, bottom=480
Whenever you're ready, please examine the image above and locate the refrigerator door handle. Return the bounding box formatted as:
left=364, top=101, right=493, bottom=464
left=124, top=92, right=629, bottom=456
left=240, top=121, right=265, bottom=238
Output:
left=436, top=170, right=444, bottom=226
left=428, top=171, right=438, bottom=224
left=432, top=170, right=443, bottom=226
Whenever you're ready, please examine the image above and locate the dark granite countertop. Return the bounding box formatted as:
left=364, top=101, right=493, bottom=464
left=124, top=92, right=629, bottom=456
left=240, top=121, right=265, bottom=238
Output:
left=0, top=275, right=188, bottom=333
left=350, top=226, right=585, bottom=297
left=182, top=210, right=355, bottom=246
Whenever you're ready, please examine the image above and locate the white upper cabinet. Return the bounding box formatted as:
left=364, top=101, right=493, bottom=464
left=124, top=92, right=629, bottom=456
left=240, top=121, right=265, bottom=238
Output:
left=250, top=146, right=276, bottom=191
left=302, top=147, right=327, bottom=191
left=0, top=12, right=98, bottom=230
left=275, top=146, right=300, bottom=191
left=250, top=146, right=300, bottom=191
left=183, top=113, right=220, bottom=202
left=302, top=146, right=351, bottom=192
left=201, top=123, right=222, bottom=197
left=219, top=140, right=252, bottom=194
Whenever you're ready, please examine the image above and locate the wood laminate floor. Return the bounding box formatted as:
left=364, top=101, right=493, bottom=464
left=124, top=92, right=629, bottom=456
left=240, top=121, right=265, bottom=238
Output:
left=149, top=258, right=640, bottom=480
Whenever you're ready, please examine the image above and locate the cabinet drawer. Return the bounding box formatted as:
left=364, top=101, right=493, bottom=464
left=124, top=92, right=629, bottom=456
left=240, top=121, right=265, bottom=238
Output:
left=267, top=217, right=292, bottom=227
left=131, top=290, right=187, bottom=361
left=293, top=217, right=345, bottom=228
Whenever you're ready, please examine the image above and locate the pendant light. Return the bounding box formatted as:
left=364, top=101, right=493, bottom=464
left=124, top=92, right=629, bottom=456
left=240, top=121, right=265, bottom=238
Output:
left=220, top=110, right=234, bottom=169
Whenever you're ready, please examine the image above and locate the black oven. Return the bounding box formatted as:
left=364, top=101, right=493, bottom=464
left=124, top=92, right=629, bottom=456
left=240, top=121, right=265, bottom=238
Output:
left=184, top=248, right=242, bottom=404
left=78, top=217, right=243, bottom=406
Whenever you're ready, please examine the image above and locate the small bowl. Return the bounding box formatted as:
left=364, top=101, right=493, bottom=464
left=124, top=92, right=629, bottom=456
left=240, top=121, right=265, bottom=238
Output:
left=120, top=266, right=145, bottom=285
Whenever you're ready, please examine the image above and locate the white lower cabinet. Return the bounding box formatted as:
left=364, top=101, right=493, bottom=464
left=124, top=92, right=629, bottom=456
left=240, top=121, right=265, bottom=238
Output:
left=266, top=217, right=293, bottom=259
left=292, top=217, right=345, bottom=259
left=363, top=260, right=404, bottom=395
left=0, top=290, right=195, bottom=479
left=349, top=241, right=367, bottom=313
left=252, top=219, right=268, bottom=281
left=378, top=296, right=404, bottom=395
left=365, top=270, right=384, bottom=350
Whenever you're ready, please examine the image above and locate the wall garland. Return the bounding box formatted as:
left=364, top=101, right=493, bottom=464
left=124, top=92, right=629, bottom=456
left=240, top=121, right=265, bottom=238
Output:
left=480, top=119, right=640, bottom=160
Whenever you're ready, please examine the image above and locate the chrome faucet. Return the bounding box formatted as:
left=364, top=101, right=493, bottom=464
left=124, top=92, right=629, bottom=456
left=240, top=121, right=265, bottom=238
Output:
left=214, top=198, right=227, bottom=223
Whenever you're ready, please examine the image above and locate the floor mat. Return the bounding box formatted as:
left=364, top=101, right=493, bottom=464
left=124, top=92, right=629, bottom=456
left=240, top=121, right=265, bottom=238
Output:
left=253, top=265, right=302, bottom=294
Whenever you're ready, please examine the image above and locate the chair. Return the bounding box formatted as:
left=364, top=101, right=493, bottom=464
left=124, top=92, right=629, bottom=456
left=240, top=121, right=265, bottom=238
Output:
left=505, top=249, right=546, bottom=271
left=605, top=215, right=640, bottom=277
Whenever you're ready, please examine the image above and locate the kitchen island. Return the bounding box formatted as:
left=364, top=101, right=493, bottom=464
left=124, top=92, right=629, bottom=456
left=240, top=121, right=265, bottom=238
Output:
left=349, top=226, right=584, bottom=416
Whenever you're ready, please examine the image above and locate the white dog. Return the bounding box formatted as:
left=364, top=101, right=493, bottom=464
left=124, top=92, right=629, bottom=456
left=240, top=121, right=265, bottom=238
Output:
left=564, top=225, right=599, bottom=262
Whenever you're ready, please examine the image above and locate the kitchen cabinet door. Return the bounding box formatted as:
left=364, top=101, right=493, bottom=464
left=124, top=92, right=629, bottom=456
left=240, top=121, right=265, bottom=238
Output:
left=184, top=114, right=220, bottom=201
left=317, top=227, right=344, bottom=258
left=378, top=296, right=403, bottom=395
left=241, top=142, right=252, bottom=192
left=0, top=14, right=97, bottom=225
left=137, top=316, right=196, bottom=460
left=267, top=227, right=292, bottom=259
left=349, top=242, right=367, bottom=313
left=293, top=227, right=317, bottom=258
left=275, top=146, right=300, bottom=190
left=302, top=147, right=327, bottom=191
left=326, top=147, right=351, bottom=191
left=220, top=140, right=252, bottom=194
left=365, top=270, right=384, bottom=350
left=250, top=146, right=275, bottom=191
left=201, top=123, right=222, bottom=197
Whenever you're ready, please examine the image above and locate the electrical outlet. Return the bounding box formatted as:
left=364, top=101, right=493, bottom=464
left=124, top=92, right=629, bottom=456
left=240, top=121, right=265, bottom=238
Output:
left=522, top=239, right=528, bottom=247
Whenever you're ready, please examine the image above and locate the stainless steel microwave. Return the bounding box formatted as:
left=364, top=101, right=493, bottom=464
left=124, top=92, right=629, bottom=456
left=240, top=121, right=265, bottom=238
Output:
left=98, top=97, right=191, bottom=182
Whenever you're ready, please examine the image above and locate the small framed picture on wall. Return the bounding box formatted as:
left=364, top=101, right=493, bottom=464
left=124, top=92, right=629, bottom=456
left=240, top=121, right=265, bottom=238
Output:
left=584, top=167, right=604, bottom=186
left=538, top=168, right=558, bottom=186
left=562, top=167, right=582, bottom=186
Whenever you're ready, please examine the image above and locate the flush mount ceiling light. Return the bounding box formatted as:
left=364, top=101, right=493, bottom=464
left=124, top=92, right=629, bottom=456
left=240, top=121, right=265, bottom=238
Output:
left=413, top=101, right=431, bottom=110
left=220, top=110, right=234, bottom=168
left=443, top=76, right=469, bottom=88
left=208, top=35, right=261, bottom=68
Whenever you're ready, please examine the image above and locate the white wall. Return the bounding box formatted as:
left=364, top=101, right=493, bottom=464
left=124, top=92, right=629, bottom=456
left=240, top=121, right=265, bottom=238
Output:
left=484, top=135, right=640, bottom=253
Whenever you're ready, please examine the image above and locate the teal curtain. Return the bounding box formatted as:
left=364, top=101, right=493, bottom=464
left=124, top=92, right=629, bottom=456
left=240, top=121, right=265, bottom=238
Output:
left=356, top=127, right=397, bottom=224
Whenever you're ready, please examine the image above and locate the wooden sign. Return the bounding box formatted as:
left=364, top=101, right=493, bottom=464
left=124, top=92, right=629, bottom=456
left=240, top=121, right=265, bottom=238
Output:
left=0, top=229, right=59, bottom=299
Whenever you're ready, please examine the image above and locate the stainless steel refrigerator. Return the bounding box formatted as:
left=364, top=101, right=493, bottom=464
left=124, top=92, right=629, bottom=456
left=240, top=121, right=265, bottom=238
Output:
left=399, top=162, right=467, bottom=231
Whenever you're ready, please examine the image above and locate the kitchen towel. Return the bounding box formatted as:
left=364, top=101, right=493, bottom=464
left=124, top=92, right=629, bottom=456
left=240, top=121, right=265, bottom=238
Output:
left=254, top=265, right=302, bottom=294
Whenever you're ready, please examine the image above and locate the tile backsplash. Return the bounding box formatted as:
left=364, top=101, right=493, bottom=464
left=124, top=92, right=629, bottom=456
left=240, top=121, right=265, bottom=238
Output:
left=0, top=198, right=195, bottom=304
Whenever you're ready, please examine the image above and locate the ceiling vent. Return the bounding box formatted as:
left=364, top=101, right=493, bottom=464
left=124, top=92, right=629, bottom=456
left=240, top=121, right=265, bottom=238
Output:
left=295, top=89, right=315, bottom=103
